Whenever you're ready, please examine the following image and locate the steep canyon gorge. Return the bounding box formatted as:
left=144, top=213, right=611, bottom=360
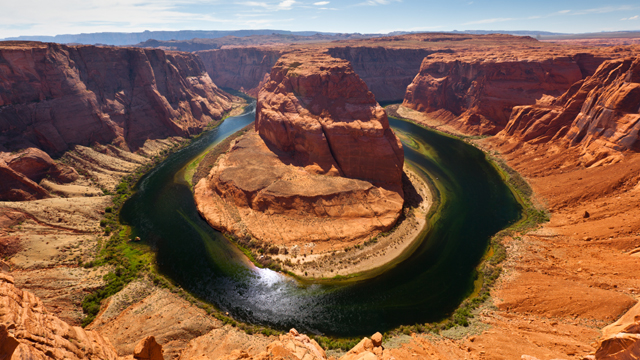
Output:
left=1, top=33, right=640, bottom=360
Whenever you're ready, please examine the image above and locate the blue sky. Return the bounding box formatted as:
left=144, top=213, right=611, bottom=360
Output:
left=1, top=0, right=640, bottom=38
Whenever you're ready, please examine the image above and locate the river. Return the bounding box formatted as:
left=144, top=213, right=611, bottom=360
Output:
left=120, top=104, right=521, bottom=337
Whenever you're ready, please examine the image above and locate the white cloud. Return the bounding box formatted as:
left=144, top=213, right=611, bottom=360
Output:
left=313, top=1, right=329, bottom=5
left=0, top=0, right=236, bottom=38
left=621, top=15, right=639, bottom=20
left=571, top=5, right=636, bottom=15
left=278, top=0, right=296, bottom=9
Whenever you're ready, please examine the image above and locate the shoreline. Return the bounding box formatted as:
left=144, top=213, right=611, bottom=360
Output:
left=272, top=165, right=433, bottom=280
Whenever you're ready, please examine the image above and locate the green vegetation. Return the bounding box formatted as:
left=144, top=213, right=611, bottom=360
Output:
left=79, top=111, right=240, bottom=326
left=79, top=143, right=186, bottom=326
left=311, top=336, right=361, bottom=352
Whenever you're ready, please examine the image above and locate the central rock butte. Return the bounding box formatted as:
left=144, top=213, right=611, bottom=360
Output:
left=194, top=52, right=405, bottom=251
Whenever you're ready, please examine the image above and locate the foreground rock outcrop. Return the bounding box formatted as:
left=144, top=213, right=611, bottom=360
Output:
left=195, top=53, right=404, bottom=249
left=500, top=57, right=640, bottom=166
left=0, top=272, right=119, bottom=359
left=595, top=302, right=640, bottom=360
left=0, top=41, right=235, bottom=155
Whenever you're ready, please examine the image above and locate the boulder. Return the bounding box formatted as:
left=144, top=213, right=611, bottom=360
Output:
left=339, top=333, right=387, bottom=360
left=133, top=336, right=164, bottom=360
left=594, top=301, right=640, bottom=360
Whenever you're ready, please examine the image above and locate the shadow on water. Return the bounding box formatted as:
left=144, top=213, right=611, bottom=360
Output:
left=121, top=108, right=522, bottom=337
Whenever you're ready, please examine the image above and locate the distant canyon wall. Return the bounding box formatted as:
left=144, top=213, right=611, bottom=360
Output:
left=326, top=47, right=436, bottom=102
left=196, top=46, right=435, bottom=102
left=402, top=53, right=612, bottom=135
left=0, top=42, right=235, bottom=155
left=196, top=48, right=284, bottom=97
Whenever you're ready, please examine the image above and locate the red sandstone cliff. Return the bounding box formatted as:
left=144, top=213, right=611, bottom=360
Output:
left=0, top=41, right=235, bottom=155
left=195, top=53, right=405, bottom=248
left=499, top=57, right=640, bottom=166
left=402, top=53, right=612, bottom=135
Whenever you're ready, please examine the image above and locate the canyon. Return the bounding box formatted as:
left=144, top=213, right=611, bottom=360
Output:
left=0, top=41, right=239, bottom=201
left=1, top=32, right=640, bottom=360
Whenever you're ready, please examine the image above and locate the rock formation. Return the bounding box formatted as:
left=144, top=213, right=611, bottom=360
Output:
left=402, top=52, right=612, bottom=135
left=133, top=336, right=164, bottom=360
left=0, top=41, right=235, bottom=155
left=255, top=53, right=404, bottom=187
left=0, top=272, right=120, bottom=359
left=594, top=302, right=640, bottom=360
left=195, top=53, right=404, bottom=249
left=0, top=148, right=78, bottom=201
left=499, top=57, right=640, bottom=166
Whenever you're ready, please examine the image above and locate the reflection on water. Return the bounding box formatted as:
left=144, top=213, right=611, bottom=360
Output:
left=121, top=107, right=521, bottom=337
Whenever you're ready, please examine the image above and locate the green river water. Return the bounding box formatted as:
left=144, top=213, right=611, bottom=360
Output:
left=120, top=104, right=522, bottom=337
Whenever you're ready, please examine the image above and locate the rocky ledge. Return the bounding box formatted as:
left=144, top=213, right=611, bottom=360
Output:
left=195, top=53, right=405, bottom=251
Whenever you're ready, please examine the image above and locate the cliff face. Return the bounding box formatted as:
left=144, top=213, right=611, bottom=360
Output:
left=195, top=53, right=405, bottom=248
left=500, top=57, right=640, bottom=166
left=256, top=52, right=404, bottom=188
left=0, top=41, right=235, bottom=154
left=327, top=47, right=436, bottom=102
left=402, top=53, right=611, bottom=135
left=196, top=47, right=283, bottom=97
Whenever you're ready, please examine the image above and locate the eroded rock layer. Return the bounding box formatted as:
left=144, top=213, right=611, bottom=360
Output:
left=499, top=57, right=640, bottom=166
left=195, top=53, right=404, bottom=248
left=0, top=41, right=235, bottom=155
left=402, top=52, right=611, bottom=135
